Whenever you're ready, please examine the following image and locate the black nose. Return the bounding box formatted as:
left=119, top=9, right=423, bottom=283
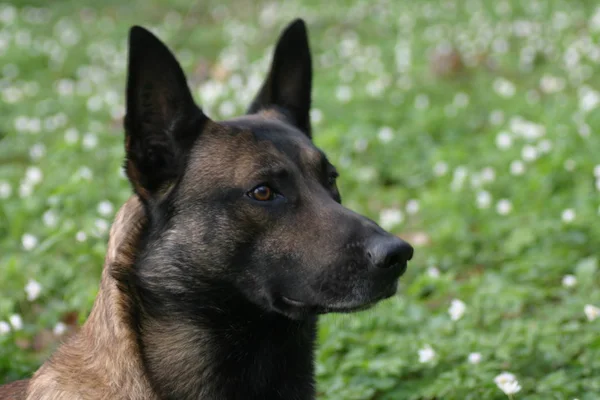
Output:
left=366, top=236, right=414, bottom=269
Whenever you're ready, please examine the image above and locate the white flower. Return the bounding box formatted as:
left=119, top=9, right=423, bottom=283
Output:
left=377, top=126, right=394, bottom=143
left=480, top=167, right=496, bottom=183
left=510, top=160, right=525, bottom=176
left=414, top=94, right=430, bottom=110
left=476, top=190, right=492, bottom=209
left=43, top=210, right=59, bottom=228
left=379, top=209, right=404, bottom=230
left=82, top=132, right=98, bottom=149
left=493, top=78, right=516, bottom=98
left=448, top=299, right=466, bottom=321
left=468, top=352, right=482, bottom=364
left=198, top=81, right=224, bottom=106
left=564, top=159, right=576, bottom=171
left=562, top=275, right=577, bottom=288
left=594, top=165, right=600, bottom=178
left=22, top=233, right=38, bottom=251
left=56, top=79, right=75, bottom=96
left=27, top=118, right=41, bottom=133
left=76, top=231, right=87, bottom=242
left=496, top=199, right=513, bottom=215
left=540, top=75, right=565, bottom=94
left=427, top=266, right=440, bottom=278
left=494, top=372, right=522, bottom=395
left=9, top=314, right=23, bottom=330
left=335, top=86, right=352, bottom=103
left=219, top=101, right=236, bottom=118
left=579, top=88, right=600, bottom=112
left=521, top=145, right=538, bottom=162
left=366, top=79, right=385, bottom=97
left=561, top=209, right=576, bottom=223
left=490, top=110, right=504, bottom=126
left=354, top=138, right=368, bottom=153
left=310, top=109, right=323, bottom=125
left=510, top=117, right=545, bottom=140
left=29, top=143, right=46, bottom=160
left=3, top=86, right=23, bottom=103
left=97, top=200, right=114, bottom=217
left=14, top=116, right=28, bottom=132
left=584, top=304, right=600, bottom=321
left=592, top=6, right=600, bottom=31
left=25, top=166, right=43, bottom=185
left=418, top=345, right=436, bottom=363
left=356, top=167, right=376, bottom=182
left=19, top=182, right=33, bottom=198
left=0, top=321, right=10, bottom=335
left=405, top=199, right=420, bottom=215
left=86, top=96, right=103, bottom=112
left=470, top=173, right=482, bottom=188
left=0, top=5, right=17, bottom=25
left=493, top=38, right=509, bottom=54
left=496, top=131, right=512, bottom=150
left=47, top=196, right=60, bottom=206
left=537, top=139, right=553, bottom=154
left=77, top=166, right=93, bottom=180
left=53, top=322, right=67, bottom=336
left=25, top=279, right=42, bottom=301
left=454, top=92, right=469, bottom=108
left=64, top=128, right=79, bottom=144
left=433, top=161, right=448, bottom=177
left=94, top=218, right=110, bottom=236
left=451, top=166, right=468, bottom=191
left=578, top=124, right=590, bottom=138
left=410, top=232, right=430, bottom=247
left=0, top=181, right=12, bottom=199
left=498, top=380, right=522, bottom=395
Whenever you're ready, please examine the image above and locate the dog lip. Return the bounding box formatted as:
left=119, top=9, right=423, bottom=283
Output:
left=276, top=282, right=399, bottom=316
left=280, top=296, right=308, bottom=307
left=398, top=262, right=408, bottom=275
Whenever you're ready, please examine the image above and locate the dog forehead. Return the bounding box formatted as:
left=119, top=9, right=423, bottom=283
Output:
left=184, top=119, right=322, bottom=185
left=218, top=116, right=322, bottom=169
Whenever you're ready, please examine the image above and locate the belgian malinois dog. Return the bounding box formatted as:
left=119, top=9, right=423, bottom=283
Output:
left=0, top=19, right=414, bottom=400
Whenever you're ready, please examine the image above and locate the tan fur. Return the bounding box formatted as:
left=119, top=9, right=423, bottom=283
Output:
left=0, top=380, right=29, bottom=400
left=24, top=196, right=157, bottom=400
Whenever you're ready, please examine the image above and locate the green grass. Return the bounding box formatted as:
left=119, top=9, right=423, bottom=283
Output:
left=1, top=0, right=600, bottom=398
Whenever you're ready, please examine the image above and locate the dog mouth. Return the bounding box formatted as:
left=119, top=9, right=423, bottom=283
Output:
left=274, top=282, right=398, bottom=318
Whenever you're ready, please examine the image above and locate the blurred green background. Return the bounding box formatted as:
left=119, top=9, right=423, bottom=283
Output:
left=1, top=0, right=600, bottom=398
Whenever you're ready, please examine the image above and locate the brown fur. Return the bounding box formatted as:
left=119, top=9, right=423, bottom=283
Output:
left=0, top=380, right=29, bottom=400
left=21, top=196, right=156, bottom=400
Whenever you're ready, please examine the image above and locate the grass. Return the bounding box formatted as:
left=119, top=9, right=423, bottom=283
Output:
left=1, top=0, right=600, bottom=398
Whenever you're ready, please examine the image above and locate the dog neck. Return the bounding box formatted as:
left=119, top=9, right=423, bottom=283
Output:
left=136, top=300, right=318, bottom=400
left=27, top=197, right=158, bottom=400
left=130, top=268, right=319, bottom=400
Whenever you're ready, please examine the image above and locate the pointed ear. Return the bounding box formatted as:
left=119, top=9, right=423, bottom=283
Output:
left=247, top=19, right=313, bottom=137
left=124, top=26, right=208, bottom=200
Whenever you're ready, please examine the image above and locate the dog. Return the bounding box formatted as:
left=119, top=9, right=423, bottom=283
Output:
left=0, top=19, right=414, bottom=400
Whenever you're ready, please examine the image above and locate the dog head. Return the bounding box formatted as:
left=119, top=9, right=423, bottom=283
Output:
left=124, top=20, right=413, bottom=320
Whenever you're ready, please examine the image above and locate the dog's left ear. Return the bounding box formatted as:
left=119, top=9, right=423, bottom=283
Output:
left=247, top=19, right=313, bottom=137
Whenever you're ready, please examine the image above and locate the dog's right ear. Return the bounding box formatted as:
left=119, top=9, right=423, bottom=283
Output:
left=124, top=26, right=208, bottom=201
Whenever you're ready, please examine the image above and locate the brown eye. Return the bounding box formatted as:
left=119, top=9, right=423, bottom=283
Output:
left=249, top=185, right=275, bottom=201
left=328, top=172, right=339, bottom=187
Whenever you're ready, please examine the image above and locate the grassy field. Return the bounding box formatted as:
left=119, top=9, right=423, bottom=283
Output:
left=1, top=0, right=600, bottom=398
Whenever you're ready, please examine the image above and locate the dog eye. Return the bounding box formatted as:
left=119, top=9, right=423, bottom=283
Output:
left=327, top=172, right=339, bottom=186
left=249, top=185, right=276, bottom=201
